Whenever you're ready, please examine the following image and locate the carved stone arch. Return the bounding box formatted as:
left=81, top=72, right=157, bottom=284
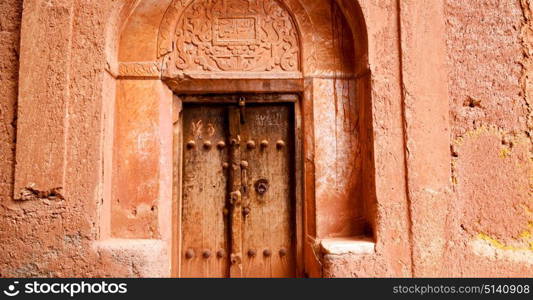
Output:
left=157, top=0, right=317, bottom=75
left=169, top=0, right=301, bottom=75
left=329, top=0, right=369, bottom=74
left=116, top=0, right=370, bottom=78
left=113, top=0, right=376, bottom=277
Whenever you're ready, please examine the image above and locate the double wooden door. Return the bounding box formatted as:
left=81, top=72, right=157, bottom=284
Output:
left=180, top=99, right=295, bottom=278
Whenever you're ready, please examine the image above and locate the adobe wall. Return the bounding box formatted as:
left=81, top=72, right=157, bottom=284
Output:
left=0, top=0, right=168, bottom=277
left=0, top=0, right=22, bottom=277
left=323, top=0, right=533, bottom=278
left=443, top=0, right=533, bottom=276
left=0, top=0, right=531, bottom=278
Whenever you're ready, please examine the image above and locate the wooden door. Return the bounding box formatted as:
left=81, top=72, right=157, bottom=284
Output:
left=181, top=105, right=229, bottom=278
left=180, top=100, right=295, bottom=278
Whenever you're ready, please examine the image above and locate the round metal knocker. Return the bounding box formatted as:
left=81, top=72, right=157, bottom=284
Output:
left=255, top=179, right=269, bottom=195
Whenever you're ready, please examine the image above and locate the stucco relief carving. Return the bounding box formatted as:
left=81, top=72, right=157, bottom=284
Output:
left=167, top=0, right=300, bottom=73
left=159, top=0, right=192, bottom=58
left=118, top=62, right=162, bottom=78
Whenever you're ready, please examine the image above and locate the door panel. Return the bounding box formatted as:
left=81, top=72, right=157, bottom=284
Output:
left=180, top=100, right=295, bottom=278
left=240, top=105, right=295, bottom=278
left=181, top=106, right=229, bottom=278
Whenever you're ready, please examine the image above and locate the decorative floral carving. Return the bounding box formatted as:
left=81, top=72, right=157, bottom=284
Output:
left=159, top=0, right=193, bottom=57
left=118, top=62, right=162, bottom=78
left=171, top=0, right=300, bottom=73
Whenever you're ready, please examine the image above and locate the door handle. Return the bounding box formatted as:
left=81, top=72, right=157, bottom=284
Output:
left=255, top=179, right=269, bottom=196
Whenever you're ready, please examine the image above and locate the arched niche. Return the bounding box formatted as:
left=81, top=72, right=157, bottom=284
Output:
left=112, top=0, right=374, bottom=277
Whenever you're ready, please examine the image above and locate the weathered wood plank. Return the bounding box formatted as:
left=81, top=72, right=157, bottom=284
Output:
left=229, top=106, right=243, bottom=278
left=181, top=105, right=229, bottom=278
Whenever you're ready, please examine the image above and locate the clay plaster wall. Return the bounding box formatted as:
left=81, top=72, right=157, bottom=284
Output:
left=0, top=0, right=168, bottom=277
left=324, top=0, right=533, bottom=278
left=0, top=0, right=532, bottom=278
left=0, top=0, right=22, bottom=276
left=443, top=0, right=533, bottom=276
left=0, top=0, right=21, bottom=205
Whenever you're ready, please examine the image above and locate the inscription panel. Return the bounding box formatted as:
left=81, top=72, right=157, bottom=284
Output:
left=214, top=17, right=257, bottom=45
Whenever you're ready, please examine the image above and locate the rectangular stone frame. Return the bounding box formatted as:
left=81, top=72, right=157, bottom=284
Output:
left=171, top=92, right=305, bottom=277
